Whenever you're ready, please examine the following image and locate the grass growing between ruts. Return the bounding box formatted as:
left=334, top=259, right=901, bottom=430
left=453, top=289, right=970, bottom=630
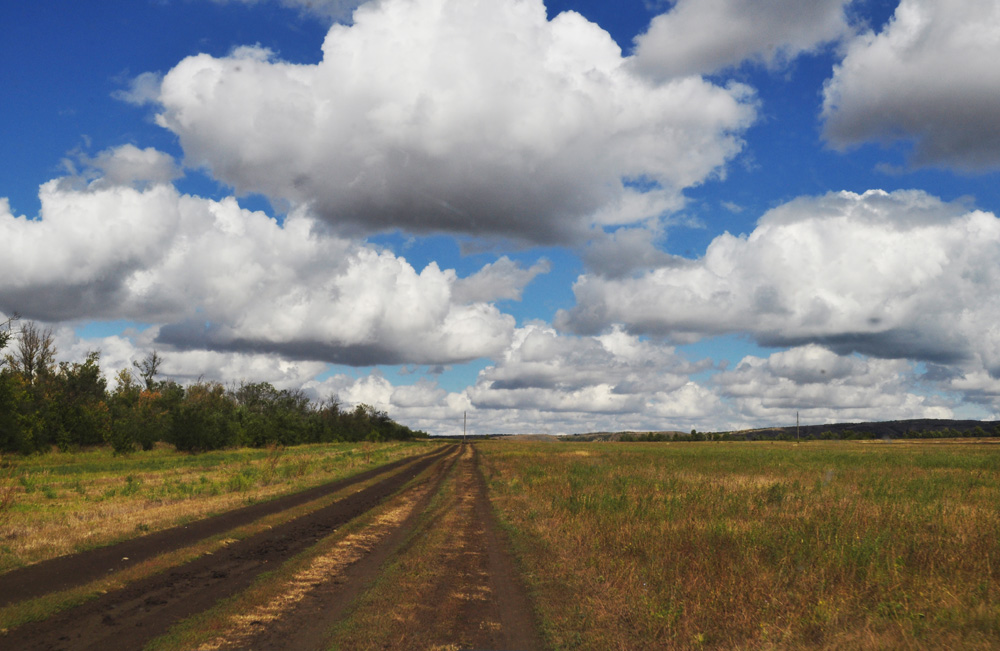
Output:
left=325, top=445, right=493, bottom=651
left=479, top=439, right=1000, bottom=650
left=0, top=441, right=433, bottom=573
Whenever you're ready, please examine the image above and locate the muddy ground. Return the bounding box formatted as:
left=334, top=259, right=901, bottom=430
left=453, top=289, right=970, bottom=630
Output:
left=0, top=444, right=543, bottom=650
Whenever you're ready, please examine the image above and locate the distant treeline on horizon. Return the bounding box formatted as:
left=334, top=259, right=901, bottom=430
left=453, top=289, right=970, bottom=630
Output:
left=571, top=419, right=1000, bottom=442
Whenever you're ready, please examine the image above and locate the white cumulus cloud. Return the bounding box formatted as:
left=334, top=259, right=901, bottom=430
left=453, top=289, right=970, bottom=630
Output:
left=303, top=324, right=725, bottom=435
left=468, top=323, right=714, bottom=418
left=633, top=0, right=854, bottom=79
left=823, top=0, right=1000, bottom=170
left=558, top=189, right=1000, bottom=374
left=152, top=0, right=756, bottom=243
left=0, top=154, right=520, bottom=367
left=77, top=144, right=182, bottom=189
left=452, top=256, right=551, bottom=304
left=714, top=345, right=953, bottom=423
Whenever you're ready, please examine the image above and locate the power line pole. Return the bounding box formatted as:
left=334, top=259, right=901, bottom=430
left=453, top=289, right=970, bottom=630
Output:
left=463, top=411, right=467, bottom=444
left=796, top=411, right=800, bottom=441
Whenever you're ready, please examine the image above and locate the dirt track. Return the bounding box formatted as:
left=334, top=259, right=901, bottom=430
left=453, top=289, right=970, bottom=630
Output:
left=0, top=444, right=543, bottom=650
left=0, top=448, right=451, bottom=607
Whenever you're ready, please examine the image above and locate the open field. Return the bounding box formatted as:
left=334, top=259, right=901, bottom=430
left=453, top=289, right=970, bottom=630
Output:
left=1, top=438, right=998, bottom=649
left=479, top=439, right=1000, bottom=649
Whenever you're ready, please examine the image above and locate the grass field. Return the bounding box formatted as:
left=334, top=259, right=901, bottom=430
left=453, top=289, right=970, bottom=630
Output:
left=479, top=439, right=1000, bottom=650
left=4, top=438, right=999, bottom=649
left=0, top=441, right=433, bottom=574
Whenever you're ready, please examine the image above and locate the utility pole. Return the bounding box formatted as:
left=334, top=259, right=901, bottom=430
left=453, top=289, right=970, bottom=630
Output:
left=463, top=411, right=467, bottom=444
left=796, top=411, right=800, bottom=441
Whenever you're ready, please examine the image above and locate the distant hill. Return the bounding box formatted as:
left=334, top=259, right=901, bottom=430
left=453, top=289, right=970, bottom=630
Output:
left=729, top=419, right=999, bottom=441
left=568, top=419, right=1000, bottom=442
left=570, top=431, right=688, bottom=442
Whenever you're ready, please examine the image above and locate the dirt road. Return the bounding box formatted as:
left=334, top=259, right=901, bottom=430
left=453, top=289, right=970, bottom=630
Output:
left=0, top=444, right=543, bottom=650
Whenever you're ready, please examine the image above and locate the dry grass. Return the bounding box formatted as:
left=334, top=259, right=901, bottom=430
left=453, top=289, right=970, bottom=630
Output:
left=479, top=439, right=1000, bottom=650
left=0, top=441, right=434, bottom=573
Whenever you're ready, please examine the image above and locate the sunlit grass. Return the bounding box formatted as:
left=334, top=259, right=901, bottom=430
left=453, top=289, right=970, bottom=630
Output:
left=0, top=441, right=435, bottom=573
left=480, top=440, right=1000, bottom=649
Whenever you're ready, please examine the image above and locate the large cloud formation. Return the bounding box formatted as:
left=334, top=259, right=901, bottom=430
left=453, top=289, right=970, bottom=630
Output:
left=153, top=0, right=756, bottom=243
left=334, top=323, right=724, bottom=436
left=559, top=189, right=1000, bottom=375
left=823, top=0, right=1000, bottom=169
left=715, top=345, right=951, bottom=423
left=304, top=333, right=955, bottom=436
left=468, top=323, right=717, bottom=419
left=0, top=146, right=523, bottom=366
left=632, top=0, right=853, bottom=79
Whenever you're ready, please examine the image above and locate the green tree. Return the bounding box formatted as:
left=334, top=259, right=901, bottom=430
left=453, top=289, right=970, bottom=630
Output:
left=2, top=322, right=62, bottom=452
left=170, top=382, right=241, bottom=452
left=231, top=381, right=312, bottom=447
left=0, top=316, right=23, bottom=452
left=54, top=351, right=110, bottom=449
left=107, top=368, right=170, bottom=454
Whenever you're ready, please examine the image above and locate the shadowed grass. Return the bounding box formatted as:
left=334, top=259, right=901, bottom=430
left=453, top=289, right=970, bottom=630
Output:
left=480, top=440, right=1000, bottom=649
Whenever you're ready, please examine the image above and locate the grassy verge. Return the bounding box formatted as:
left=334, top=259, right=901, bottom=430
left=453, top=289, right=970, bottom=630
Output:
left=0, top=453, right=433, bottom=634
left=0, top=441, right=434, bottom=574
left=479, top=439, right=1000, bottom=649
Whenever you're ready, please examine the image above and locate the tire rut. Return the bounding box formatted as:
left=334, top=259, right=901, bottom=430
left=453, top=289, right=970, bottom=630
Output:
left=1, top=445, right=456, bottom=651
left=279, top=443, right=543, bottom=651
left=1, top=446, right=448, bottom=607
left=220, top=446, right=464, bottom=651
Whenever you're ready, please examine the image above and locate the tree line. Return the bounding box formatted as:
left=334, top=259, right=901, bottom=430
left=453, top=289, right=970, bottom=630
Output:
left=0, top=318, right=424, bottom=455
left=617, top=426, right=1000, bottom=443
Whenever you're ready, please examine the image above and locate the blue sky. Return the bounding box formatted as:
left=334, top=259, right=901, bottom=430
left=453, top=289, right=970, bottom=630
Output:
left=3, top=0, right=1000, bottom=435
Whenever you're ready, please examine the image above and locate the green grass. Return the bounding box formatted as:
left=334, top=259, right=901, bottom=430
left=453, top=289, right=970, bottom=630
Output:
left=480, top=439, right=1000, bottom=650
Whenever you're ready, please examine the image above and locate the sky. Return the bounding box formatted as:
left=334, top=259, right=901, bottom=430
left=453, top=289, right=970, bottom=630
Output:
left=3, top=0, right=1000, bottom=436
